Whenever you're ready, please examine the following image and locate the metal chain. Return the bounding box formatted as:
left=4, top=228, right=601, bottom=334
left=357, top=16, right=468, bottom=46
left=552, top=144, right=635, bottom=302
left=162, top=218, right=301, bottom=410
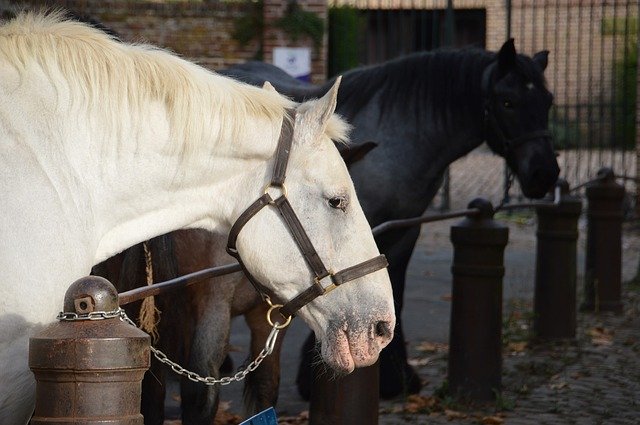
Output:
left=57, top=308, right=282, bottom=386
left=57, top=308, right=124, bottom=321
left=495, top=171, right=515, bottom=212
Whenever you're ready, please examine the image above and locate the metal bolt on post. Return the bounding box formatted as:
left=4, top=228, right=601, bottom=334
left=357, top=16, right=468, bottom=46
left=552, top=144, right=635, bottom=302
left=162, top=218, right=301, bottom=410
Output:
left=29, top=276, right=150, bottom=424
left=448, top=198, right=509, bottom=401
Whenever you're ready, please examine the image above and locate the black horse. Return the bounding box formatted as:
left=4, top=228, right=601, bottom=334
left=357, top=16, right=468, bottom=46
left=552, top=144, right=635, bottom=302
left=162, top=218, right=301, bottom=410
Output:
left=220, top=39, right=560, bottom=399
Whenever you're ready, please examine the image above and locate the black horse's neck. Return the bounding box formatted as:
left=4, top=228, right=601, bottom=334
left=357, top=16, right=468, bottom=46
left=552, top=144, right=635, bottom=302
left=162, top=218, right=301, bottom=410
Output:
left=324, top=49, right=495, bottom=155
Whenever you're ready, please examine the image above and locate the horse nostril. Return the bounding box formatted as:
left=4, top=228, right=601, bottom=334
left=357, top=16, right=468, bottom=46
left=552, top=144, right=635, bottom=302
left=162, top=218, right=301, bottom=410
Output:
left=375, top=321, right=393, bottom=339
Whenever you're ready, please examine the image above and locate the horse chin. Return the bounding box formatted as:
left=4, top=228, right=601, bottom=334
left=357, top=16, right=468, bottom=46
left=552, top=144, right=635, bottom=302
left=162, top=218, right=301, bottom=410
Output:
left=319, top=325, right=384, bottom=374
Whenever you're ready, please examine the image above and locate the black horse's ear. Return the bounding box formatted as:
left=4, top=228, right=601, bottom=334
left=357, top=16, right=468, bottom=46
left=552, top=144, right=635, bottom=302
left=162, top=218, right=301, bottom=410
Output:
left=336, top=141, right=378, bottom=167
left=497, top=38, right=517, bottom=74
left=532, top=50, right=549, bottom=72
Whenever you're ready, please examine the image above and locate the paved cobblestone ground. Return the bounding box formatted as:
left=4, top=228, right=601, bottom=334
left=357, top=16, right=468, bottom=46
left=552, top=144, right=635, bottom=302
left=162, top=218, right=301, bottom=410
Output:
left=377, top=218, right=640, bottom=425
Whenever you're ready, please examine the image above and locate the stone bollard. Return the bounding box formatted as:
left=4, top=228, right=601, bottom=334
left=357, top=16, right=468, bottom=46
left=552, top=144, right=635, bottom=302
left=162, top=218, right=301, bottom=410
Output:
left=448, top=198, right=508, bottom=401
left=534, top=179, right=582, bottom=339
left=582, top=167, right=625, bottom=313
left=29, top=276, right=150, bottom=424
left=309, top=361, right=379, bottom=425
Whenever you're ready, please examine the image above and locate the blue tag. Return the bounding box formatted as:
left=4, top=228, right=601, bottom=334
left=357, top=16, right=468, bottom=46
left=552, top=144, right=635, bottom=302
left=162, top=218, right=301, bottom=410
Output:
left=239, top=407, right=278, bottom=425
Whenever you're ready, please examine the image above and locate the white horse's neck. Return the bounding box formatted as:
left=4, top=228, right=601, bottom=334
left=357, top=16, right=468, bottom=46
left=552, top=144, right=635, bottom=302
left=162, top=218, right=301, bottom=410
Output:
left=89, top=104, right=279, bottom=265
left=0, top=14, right=290, bottom=322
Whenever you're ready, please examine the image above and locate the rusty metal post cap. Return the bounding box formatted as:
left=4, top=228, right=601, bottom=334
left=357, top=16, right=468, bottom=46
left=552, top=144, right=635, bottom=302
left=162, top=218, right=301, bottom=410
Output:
left=467, top=197, right=494, bottom=218
left=597, top=167, right=615, bottom=182
left=63, top=275, right=119, bottom=314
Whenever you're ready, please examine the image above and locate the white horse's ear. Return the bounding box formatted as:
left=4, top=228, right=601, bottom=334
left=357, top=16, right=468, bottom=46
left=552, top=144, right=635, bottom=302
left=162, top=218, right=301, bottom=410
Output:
left=262, top=81, right=277, bottom=93
left=296, top=76, right=341, bottom=141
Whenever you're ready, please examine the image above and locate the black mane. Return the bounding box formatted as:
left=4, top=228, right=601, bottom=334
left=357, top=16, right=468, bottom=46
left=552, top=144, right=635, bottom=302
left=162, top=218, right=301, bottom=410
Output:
left=328, top=47, right=547, bottom=129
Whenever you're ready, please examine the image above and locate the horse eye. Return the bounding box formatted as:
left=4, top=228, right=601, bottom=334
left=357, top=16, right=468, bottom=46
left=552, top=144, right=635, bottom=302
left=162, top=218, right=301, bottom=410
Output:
left=328, top=196, right=347, bottom=210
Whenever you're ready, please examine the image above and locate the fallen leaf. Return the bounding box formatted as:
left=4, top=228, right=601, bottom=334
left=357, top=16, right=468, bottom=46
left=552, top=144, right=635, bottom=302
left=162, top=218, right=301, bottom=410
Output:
left=507, top=341, right=528, bottom=353
left=481, top=415, right=505, bottom=424
left=444, top=409, right=467, bottom=419
left=408, top=357, right=431, bottom=367
left=416, top=341, right=449, bottom=353
left=550, top=381, right=569, bottom=390
left=403, top=394, right=439, bottom=413
left=588, top=327, right=614, bottom=346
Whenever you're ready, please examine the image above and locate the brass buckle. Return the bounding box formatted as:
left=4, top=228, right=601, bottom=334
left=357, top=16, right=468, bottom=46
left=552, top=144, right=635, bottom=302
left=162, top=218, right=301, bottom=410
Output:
left=315, top=272, right=336, bottom=295
left=263, top=183, right=288, bottom=203
left=264, top=297, right=292, bottom=329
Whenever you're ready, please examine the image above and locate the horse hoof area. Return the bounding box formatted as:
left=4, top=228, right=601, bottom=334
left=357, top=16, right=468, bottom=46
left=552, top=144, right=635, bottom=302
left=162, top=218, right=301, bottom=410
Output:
left=379, top=363, right=422, bottom=399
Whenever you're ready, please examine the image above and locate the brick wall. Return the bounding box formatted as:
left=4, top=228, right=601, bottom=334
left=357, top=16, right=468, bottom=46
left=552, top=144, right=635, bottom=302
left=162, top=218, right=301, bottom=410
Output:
left=1, top=0, right=328, bottom=82
left=263, top=0, right=328, bottom=84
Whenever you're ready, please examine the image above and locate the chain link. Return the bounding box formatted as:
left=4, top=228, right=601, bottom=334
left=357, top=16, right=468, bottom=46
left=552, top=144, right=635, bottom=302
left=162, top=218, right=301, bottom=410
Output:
left=57, top=307, right=282, bottom=386
left=57, top=308, right=124, bottom=321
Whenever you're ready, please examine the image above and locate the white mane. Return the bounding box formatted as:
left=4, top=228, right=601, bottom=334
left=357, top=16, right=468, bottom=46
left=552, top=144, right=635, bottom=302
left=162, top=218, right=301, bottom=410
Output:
left=0, top=11, right=320, bottom=156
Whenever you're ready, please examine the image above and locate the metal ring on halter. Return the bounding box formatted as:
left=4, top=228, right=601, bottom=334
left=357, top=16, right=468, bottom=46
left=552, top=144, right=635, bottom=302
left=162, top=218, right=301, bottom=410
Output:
left=263, top=182, right=288, bottom=201
left=265, top=297, right=292, bottom=329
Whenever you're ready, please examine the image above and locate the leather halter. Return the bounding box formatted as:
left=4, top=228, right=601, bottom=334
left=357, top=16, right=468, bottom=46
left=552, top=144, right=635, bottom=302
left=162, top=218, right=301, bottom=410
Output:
left=481, top=61, right=553, bottom=156
left=226, top=109, right=388, bottom=318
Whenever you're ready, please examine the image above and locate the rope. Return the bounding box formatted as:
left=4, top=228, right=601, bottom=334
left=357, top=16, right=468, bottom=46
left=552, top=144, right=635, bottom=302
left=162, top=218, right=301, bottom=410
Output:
left=138, top=241, right=161, bottom=342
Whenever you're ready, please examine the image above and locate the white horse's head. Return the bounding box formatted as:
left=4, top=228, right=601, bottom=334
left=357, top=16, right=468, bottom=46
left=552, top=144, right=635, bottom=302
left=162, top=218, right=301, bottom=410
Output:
left=232, top=80, right=395, bottom=373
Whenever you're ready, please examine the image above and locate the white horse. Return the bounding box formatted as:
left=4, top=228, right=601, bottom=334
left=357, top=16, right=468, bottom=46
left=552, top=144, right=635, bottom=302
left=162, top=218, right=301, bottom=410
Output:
left=0, top=12, right=394, bottom=424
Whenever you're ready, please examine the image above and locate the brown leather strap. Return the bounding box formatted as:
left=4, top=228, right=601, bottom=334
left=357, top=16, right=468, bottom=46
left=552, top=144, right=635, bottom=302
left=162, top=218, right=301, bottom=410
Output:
left=227, top=193, right=272, bottom=254
left=332, top=255, right=388, bottom=285
left=273, top=196, right=330, bottom=279
left=280, top=254, right=388, bottom=317
left=280, top=282, right=325, bottom=318
left=271, top=110, right=296, bottom=186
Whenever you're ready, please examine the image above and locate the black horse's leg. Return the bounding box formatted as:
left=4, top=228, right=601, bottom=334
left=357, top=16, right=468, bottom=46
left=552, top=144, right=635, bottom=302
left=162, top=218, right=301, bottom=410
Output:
left=378, top=226, right=422, bottom=398
left=295, top=332, right=319, bottom=400
left=243, top=302, right=288, bottom=415
left=181, top=305, right=230, bottom=425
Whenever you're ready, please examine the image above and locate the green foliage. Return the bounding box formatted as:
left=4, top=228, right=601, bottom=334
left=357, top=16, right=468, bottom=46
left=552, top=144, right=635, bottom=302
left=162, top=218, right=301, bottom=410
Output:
left=328, top=6, right=363, bottom=77
left=612, top=37, right=637, bottom=150
left=231, top=0, right=264, bottom=58
left=275, top=1, right=325, bottom=50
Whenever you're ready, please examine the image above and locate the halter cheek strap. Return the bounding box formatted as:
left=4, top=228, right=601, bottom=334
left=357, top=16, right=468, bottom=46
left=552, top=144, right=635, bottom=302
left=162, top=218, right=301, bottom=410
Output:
left=226, top=109, right=388, bottom=318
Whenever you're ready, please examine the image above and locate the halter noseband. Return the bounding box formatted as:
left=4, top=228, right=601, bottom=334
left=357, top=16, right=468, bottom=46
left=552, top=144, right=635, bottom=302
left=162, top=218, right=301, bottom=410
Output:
left=481, top=61, right=553, bottom=156
left=226, top=109, right=388, bottom=318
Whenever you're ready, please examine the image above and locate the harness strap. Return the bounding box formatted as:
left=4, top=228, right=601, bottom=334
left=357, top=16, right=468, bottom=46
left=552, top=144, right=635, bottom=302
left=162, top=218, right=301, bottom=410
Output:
left=332, top=255, right=388, bottom=286
left=280, top=254, right=388, bottom=317
left=227, top=193, right=272, bottom=255
left=273, top=196, right=330, bottom=279
left=272, top=111, right=296, bottom=186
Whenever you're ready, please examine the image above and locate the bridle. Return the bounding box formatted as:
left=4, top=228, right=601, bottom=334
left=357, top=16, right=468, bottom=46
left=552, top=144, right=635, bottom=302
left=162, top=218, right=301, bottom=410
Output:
left=226, top=109, right=388, bottom=320
left=481, top=61, right=553, bottom=158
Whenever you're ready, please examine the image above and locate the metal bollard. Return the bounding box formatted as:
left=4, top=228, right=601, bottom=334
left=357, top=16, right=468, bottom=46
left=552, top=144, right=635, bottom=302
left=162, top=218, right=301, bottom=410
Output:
left=29, top=276, right=150, bottom=424
left=448, top=198, right=508, bottom=401
left=581, top=167, right=625, bottom=313
left=309, top=361, right=379, bottom=425
left=534, top=179, right=582, bottom=339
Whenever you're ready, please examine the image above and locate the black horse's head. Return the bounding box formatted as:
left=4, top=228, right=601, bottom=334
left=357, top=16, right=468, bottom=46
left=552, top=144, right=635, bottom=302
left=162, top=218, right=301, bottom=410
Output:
left=483, top=39, right=560, bottom=199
